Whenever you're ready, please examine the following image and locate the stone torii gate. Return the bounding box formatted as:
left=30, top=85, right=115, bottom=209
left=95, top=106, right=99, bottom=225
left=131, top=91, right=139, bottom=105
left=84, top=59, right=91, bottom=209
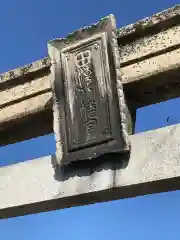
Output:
left=1, top=5, right=180, bottom=219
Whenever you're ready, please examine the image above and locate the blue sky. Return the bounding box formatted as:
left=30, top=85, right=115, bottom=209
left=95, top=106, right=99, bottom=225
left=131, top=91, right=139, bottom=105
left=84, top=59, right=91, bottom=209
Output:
left=1, top=0, right=180, bottom=239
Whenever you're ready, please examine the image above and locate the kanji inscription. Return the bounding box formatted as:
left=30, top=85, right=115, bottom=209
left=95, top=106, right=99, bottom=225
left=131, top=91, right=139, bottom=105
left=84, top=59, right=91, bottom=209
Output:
left=62, top=40, right=111, bottom=151
left=48, top=15, right=131, bottom=165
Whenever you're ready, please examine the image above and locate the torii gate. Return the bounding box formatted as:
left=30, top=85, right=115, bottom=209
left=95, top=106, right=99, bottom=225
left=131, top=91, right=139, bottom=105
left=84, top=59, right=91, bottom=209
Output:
left=1, top=5, right=180, bottom=219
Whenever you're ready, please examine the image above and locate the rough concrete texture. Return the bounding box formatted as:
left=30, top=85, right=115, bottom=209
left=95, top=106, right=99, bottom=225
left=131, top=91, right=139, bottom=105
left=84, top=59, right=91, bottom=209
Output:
left=0, top=74, right=51, bottom=107
left=0, top=4, right=179, bottom=84
left=121, top=48, right=180, bottom=83
left=1, top=124, right=180, bottom=218
left=0, top=58, right=50, bottom=83
left=1, top=42, right=179, bottom=140
left=48, top=15, right=130, bottom=165
left=1, top=21, right=180, bottom=107
left=117, top=4, right=180, bottom=38
left=120, top=25, right=180, bottom=65
left=1, top=4, right=180, bottom=146
left=0, top=92, right=52, bottom=124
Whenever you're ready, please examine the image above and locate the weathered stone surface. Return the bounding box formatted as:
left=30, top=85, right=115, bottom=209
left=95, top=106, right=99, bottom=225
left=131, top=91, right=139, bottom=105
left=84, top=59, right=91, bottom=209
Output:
left=0, top=58, right=50, bottom=83
left=0, top=92, right=52, bottom=125
left=0, top=5, right=178, bottom=84
left=120, top=25, right=180, bottom=65
left=0, top=74, right=51, bottom=108
left=0, top=5, right=179, bottom=84
left=0, top=5, right=180, bottom=146
left=117, top=4, right=180, bottom=39
left=121, top=48, right=180, bottom=83
left=1, top=4, right=180, bottom=220
left=48, top=15, right=130, bottom=165
left=1, top=124, right=180, bottom=218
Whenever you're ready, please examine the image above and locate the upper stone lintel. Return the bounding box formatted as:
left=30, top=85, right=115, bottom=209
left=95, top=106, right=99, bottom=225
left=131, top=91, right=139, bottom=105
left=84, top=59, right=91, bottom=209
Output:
left=1, top=5, right=179, bottom=83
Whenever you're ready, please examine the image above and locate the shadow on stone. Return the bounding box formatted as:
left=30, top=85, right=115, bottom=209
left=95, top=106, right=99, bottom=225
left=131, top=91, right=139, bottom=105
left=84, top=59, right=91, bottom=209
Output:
left=51, top=151, right=130, bottom=182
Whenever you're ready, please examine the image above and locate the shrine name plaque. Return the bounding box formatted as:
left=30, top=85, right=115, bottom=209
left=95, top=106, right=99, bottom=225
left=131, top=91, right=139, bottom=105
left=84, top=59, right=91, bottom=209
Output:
left=48, top=15, right=130, bottom=165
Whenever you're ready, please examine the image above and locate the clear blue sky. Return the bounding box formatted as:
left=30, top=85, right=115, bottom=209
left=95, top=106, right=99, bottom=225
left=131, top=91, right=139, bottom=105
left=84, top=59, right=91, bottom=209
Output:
left=1, top=0, right=180, bottom=239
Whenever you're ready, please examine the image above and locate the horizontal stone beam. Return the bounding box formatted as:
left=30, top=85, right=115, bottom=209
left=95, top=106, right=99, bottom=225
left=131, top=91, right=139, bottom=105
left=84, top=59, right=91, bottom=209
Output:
left=1, top=124, right=180, bottom=219
left=1, top=5, right=180, bottom=146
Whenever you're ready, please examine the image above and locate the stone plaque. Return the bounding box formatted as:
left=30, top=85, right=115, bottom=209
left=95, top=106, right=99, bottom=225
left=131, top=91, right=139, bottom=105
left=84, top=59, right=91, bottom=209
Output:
left=48, top=15, right=130, bottom=165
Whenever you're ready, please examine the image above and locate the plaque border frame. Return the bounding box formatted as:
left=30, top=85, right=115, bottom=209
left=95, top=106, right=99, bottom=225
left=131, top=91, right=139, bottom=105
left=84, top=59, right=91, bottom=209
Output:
left=61, top=33, right=113, bottom=152
left=48, top=15, right=130, bottom=165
